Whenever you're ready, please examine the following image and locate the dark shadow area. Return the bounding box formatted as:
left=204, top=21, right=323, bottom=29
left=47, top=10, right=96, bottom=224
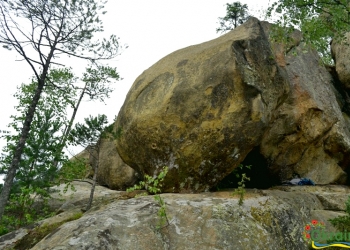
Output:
left=344, top=167, right=350, bottom=186
left=326, top=65, right=350, bottom=116
left=214, top=146, right=280, bottom=190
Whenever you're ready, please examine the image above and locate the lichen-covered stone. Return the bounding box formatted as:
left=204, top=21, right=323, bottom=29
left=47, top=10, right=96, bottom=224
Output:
left=30, top=186, right=348, bottom=250
left=116, top=18, right=350, bottom=191
left=97, top=137, right=140, bottom=190
left=72, top=138, right=139, bottom=190
left=261, top=26, right=350, bottom=183
left=116, top=17, right=289, bottom=192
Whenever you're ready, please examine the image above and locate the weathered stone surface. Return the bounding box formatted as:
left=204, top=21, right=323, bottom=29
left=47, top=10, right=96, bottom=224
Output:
left=48, top=181, right=123, bottom=212
left=260, top=21, right=302, bottom=68
left=116, top=17, right=289, bottom=192
left=261, top=25, right=350, bottom=183
left=0, top=182, right=128, bottom=249
left=0, top=228, right=29, bottom=250
left=116, top=17, right=350, bottom=190
left=30, top=186, right=348, bottom=250
left=331, top=32, right=350, bottom=88
left=97, top=137, right=140, bottom=190
left=72, top=138, right=139, bottom=190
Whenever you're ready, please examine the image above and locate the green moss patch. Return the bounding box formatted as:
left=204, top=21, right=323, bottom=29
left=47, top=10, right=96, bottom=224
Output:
left=13, top=212, right=83, bottom=250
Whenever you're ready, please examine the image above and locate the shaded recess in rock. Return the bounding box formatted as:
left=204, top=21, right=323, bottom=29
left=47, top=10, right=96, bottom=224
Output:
left=214, top=146, right=279, bottom=190
left=326, top=64, right=350, bottom=116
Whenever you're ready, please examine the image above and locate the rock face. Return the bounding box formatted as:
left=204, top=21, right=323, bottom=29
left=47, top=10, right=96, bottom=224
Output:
left=331, top=32, right=350, bottom=89
left=97, top=137, right=140, bottom=190
left=261, top=22, right=350, bottom=184
left=29, top=186, right=349, bottom=250
left=74, top=138, right=139, bottom=190
left=116, top=17, right=350, bottom=191
left=116, top=17, right=289, bottom=192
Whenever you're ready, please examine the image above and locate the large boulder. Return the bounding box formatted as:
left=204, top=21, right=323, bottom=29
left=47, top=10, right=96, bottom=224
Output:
left=97, top=137, right=140, bottom=190
left=72, top=139, right=139, bottom=190
left=261, top=23, right=350, bottom=184
left=116, top=17, right=289, bottom=192
left=116, top=17, right=350, bottom=192
left=331, top=32, right=350, bottom=88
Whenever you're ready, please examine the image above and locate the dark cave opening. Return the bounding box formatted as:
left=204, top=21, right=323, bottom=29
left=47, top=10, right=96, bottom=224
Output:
left=214, top=146, right=280, bottom=190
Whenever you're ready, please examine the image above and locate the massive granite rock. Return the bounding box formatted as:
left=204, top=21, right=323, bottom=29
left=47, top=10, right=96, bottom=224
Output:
left=116, top=17, right=350, bottom=192
left=116, top=17, right=289, bottom=192
left=261, top=22, right=350, bottom=184
left=97, top=137, right=140, bottom=190
left=73, top=138, right=139, bottom=190
left=27, top=186, right=349, bottom=250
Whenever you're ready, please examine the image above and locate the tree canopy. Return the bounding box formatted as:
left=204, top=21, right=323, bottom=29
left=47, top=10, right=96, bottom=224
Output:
left=266, top=0, right=350, bottom=64
left=216, top=2, right=250, bottom=33
left=0, top=0, right=120, bottom=221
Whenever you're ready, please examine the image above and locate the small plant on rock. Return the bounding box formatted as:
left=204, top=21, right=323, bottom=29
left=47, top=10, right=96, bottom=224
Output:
left=329, top=195, right=350, bottom=231
left=127, top=166, right=170, bottom=229
left=232, top=164, right=251, bottom=206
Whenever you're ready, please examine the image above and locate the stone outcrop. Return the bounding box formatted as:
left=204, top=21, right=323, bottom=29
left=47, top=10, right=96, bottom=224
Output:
left=0, top=182, right=124, bottom=250
left=48, top=181, right=124, bottom=212
left=331, top=32, right=350, bottom=89
left=97, top=137, right=140, bottom=190
left=115, top=17, right=350, bottom=191
left=261, top=22, right=350, bottom=184
left=73, top=138, right=139, bottom=190
left=116, top=17, right=289, bottom=192
left=24, top=186, right=349, bottom=250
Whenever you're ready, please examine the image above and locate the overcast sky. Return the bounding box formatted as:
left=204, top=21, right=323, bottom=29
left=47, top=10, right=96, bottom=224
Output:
left=0, top=0, right=270, bottom=164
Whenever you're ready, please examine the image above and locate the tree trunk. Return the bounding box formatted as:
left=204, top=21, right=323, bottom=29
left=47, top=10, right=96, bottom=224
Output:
left=61, top=85, right=85, bottom=146
left=0, top=79, right=45, bottom=221
left=85, top=142, right=100, bottom=211
left=52, top=83, right=87, bottom=169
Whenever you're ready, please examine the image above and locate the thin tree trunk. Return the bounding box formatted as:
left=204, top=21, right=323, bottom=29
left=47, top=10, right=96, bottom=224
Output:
left=0, top=79, right=45, bottom=220
left=85, top=143, right=99, bottom=212
left=52, top=83, right=87, bottom=169
left=59, top=83, right=87, bottom=149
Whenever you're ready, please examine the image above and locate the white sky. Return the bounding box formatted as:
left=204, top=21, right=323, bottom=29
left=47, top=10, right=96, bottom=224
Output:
left=0, top=0, right=270, bottom=179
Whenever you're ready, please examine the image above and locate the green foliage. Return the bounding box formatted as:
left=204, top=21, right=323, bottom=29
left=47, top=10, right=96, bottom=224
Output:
left=58, top=158, right=89, bottom=182
left=69, top=114, right=120, bottom=211
left=0, top=0, right=121, bottom=223
left=232, top=164, right=251, bottom=205
left=69, top=114, right=109, bottom=148
left=0, top=68, right=86, bottom=233
left=0, top=73, right=77, bottom=230
left=128, top=166, right=168, bottom=195
left=216, top=1, right=250, bottom=33
left=154, top=194, right=168, bottom=229
left=266, top=0, right=350, bottom=64
left=82, top=65, right=119, bottom=102
left=0, top=70, right=76, bottom=169
left=127, top=167, right=170, bottom=229
left=0, top=0, right=120, bottom=63
left=329, top=195, right=350, bottom=231
left=0, top=187, right=55, bottom=236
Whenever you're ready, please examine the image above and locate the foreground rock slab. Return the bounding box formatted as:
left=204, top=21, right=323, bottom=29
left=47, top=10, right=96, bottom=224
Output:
left=31, top=186, right=347, bottom=250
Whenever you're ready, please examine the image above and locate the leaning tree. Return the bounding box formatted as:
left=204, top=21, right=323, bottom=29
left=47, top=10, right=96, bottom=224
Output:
left=0, top=0, right=120, bottom=220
